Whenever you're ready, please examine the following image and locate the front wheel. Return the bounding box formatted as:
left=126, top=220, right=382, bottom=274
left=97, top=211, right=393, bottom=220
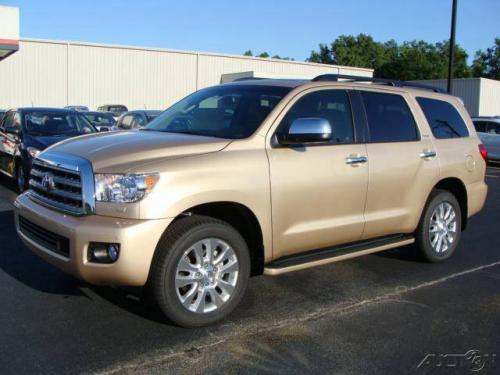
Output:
left=150, top=215, right=250, bottom=327
left=414, top=189, right=462, bottom=262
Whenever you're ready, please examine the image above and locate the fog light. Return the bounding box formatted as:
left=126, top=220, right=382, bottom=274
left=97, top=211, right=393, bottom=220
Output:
left=88, top=242, right=120, bottom=264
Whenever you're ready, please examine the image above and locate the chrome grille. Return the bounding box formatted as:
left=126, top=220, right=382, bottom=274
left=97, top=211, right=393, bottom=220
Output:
left=28, top=152, right=95, bottom=216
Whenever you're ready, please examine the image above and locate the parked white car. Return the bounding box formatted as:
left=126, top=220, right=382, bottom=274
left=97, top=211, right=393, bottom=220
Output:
left=472, top=117, right=500, bottom=162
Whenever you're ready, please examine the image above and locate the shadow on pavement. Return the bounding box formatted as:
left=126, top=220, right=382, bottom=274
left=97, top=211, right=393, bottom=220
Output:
left=0, top=208, right=170, bottom=324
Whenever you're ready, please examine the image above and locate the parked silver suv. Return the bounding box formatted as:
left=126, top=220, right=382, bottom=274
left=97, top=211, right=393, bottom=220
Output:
left=472, top=117, right=500, bottom=161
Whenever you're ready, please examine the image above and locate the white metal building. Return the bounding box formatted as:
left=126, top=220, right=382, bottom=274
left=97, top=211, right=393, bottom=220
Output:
left=0, top=38, right=373, bottom=110
left=412, top=78, right=500, bottom=117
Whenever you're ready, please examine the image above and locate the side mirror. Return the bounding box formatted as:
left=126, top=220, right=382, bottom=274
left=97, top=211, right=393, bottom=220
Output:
left=5, top=126, right=20, bottom=136
left=277, top=118, right=332, bottom=146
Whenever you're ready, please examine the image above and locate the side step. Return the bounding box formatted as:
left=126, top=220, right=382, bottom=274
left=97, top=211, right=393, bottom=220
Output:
left=264, top=234, right=415, bottom=276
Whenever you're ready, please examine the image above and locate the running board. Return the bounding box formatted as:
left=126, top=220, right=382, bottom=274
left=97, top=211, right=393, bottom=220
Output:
left=264, top=234, right=415, bottom=275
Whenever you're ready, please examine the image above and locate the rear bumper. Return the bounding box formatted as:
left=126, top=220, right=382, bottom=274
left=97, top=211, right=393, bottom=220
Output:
left=466, top=180, right=488, bottom=218
left=14, top=193, right=172, bottom=286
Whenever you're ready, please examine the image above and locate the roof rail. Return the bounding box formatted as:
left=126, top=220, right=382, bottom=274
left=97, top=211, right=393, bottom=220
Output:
left=311, top=74, right=445, bottom=93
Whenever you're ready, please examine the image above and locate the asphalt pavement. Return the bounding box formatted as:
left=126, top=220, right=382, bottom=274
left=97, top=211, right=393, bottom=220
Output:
left=0, top=167, right=499, bottom=374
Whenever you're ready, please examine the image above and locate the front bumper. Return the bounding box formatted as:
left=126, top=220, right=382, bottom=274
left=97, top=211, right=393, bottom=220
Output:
left=14, top=193, right=172, bottom=286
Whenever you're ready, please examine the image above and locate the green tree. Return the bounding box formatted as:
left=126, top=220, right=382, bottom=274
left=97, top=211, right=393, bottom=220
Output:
left=257, top=52, right=270, bottom=58
left=308, top=34, right=471, bottom=80
left=472, top=38, right=500, bottom=79
left=243, top=50, right=253, bottom=56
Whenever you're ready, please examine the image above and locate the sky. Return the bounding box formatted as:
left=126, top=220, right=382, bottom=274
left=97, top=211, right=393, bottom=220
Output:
left=2, top=0, right=499, bottom=63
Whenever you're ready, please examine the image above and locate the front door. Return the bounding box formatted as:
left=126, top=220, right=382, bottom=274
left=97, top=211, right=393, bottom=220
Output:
left=266, top=88, right=369, bottom=259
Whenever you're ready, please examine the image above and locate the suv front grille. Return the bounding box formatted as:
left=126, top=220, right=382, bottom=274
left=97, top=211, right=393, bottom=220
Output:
left=18, top=216, right=70, bottom=257
left=28, top=152, right=95, bottom=216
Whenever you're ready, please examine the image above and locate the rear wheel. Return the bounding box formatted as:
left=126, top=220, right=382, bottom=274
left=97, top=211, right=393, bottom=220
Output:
left=415, top=189, right=462, bottom=262
left=150, top=215, right=250, bottom=327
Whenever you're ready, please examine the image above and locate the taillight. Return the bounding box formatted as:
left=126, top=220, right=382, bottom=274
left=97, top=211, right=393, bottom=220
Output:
left=479, top=144, right=488, bottom=161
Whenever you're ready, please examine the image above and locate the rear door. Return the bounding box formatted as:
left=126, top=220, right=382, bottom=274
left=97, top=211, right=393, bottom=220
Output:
left=358, top=90, right=439, bottom=239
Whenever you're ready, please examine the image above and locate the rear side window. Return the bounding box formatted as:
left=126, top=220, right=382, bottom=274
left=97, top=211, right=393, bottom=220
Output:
left=486, top=122, right=500, bottom=135
left=361, top=92, right=419, bottom=142
left=473, top=121, right=487, bottom=133
left=278, top=89, right=354, bottom=144
left=416, top=97, right=469, bottom=139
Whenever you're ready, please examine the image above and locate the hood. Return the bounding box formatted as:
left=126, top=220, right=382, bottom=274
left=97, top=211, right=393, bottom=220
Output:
left=25, top=134, right=74, bottom=150
left=43, top=130, right=231, bottom=172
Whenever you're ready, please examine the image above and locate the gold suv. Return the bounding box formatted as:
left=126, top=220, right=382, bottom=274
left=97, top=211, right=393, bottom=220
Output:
left=14, top=75, right=488, bottom=327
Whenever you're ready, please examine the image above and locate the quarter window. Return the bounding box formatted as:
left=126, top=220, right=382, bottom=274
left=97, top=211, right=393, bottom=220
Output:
left=361, top=91, right=419, bottom=142
left=416, top=97, right=469, bottom=139
left=278, top=90, right=354, bottom=144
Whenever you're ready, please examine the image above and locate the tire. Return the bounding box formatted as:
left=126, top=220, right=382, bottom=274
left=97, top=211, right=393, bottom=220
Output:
left=15, top=162, right=27, bottom=193
left=414, top=189, right=462, bottom=262
left=150, top=215, right=251, bottom=327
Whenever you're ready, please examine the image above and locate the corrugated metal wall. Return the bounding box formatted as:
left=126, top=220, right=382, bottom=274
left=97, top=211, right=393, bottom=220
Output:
left=411, top=78, right=482, bottom=116
left=0, top=39, right=372, bottom=110
left=478, top=78, right=500, bottom=116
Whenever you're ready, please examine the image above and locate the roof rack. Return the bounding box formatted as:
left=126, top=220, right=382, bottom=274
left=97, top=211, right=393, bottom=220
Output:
left=311, top=74, right=445, bottom=93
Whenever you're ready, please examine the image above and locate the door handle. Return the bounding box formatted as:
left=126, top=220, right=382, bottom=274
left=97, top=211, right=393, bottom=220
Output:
left=345, top=155, right=368, bottom=165
left=420, top=150, right=436, bottom=159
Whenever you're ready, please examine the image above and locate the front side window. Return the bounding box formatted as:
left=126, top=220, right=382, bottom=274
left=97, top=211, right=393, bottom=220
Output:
left=277, top=89, right=354, bottom=144
left=132, top=114, right=146, bottom=128
left=145, top=85, right=291, bottom=139
left=84, top=113, right=114, bottom=126
left=416, top=97, right=469, bottom=139
left=24, top=112, right=96, bottom=136
left=361, top=91, right=419, bottom=142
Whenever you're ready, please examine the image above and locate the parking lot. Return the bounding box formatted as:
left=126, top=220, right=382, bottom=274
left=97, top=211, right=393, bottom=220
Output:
left=0, top=167, right=499, bottom=374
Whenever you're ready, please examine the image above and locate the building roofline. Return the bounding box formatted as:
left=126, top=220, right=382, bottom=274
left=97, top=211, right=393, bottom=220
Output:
left=19, top=37, right=374, bottom=73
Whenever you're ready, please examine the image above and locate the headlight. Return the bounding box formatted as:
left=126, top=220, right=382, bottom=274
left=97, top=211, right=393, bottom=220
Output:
left=27, top=147, right=40, bottom=157
left=94, top=173, right=160, bottom=203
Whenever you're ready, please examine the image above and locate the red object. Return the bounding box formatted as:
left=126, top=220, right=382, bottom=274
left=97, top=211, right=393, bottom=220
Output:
left=478, top=144, right=488, bottom=161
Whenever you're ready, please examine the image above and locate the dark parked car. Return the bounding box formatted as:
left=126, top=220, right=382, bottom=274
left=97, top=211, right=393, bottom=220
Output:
left=114, top=110, right=162, bottom=130
left=97, top=105, right=128, bottom=119
left=0, top=108, right=97, bottom=192
left=82, top=111, right=116, bottom=131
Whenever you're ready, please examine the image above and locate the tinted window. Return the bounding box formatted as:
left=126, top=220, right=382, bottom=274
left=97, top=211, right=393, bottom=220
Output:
left=487, top=122, right=500, bottom=135
left=362, top=92, right=418, bottom=142
left=146, top=85, right=290, bottom=139
left=473, top=121, right=487, bottom=133
left=278, top=90, right=354, bottom=144
left=417, top=97, right=469, bottom=139
left=84, top=113, right=115, bottom=125
left=24, top=112, right=96, bottom=136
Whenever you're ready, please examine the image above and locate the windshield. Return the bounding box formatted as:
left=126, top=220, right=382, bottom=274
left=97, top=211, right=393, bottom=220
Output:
left=145, top=85, right=291, bottom=139
left=84, top=113, right=115, bottom=126
left=24, top=112, right=97, bottom=136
